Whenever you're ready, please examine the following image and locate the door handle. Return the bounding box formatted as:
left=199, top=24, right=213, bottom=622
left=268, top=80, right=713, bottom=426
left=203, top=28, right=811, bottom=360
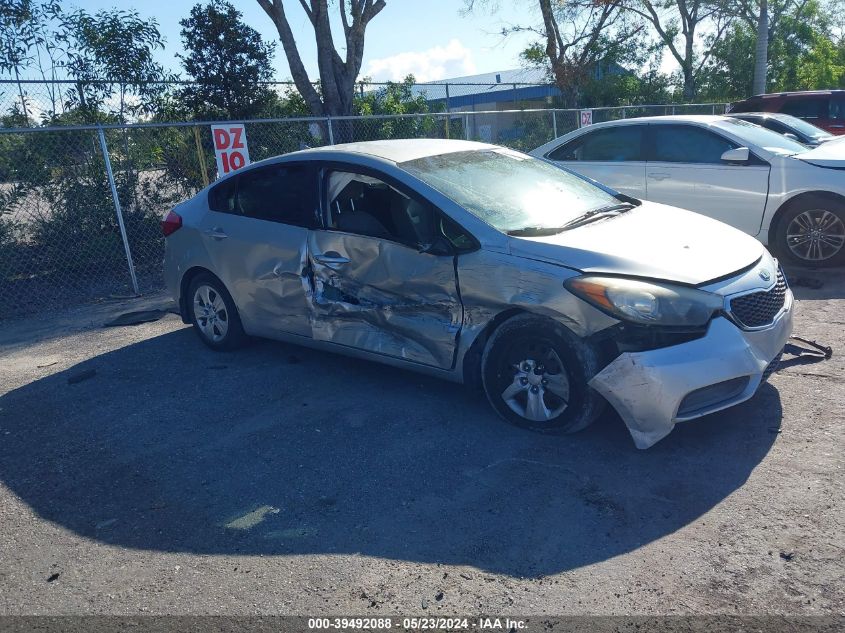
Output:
left=648, top=172, right=670, bottom=181
left=203, top=227, right=228, bottom=240
left=314, top=251, right=351, bottom=267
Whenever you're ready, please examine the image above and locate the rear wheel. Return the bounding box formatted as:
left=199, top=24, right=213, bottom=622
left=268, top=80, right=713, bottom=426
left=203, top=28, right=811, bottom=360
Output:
left=481, top=314, right=605, bottom=434
left=775, top=196, right=845, bottom=266
left=187, top=273, right=246, bottom=351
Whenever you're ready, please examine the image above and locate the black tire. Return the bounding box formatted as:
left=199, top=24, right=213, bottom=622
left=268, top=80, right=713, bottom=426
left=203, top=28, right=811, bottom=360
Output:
left=774, top=195, right=845, bottom=267
left=481, top=314, right=605, bottom=434
left=186, top=273, right=247, bottom=351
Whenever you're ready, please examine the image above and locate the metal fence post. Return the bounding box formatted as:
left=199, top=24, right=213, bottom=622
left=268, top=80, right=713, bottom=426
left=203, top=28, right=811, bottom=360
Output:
left=327, top=117, right=335, bottom=145
left=193, top=126, right=210, bottom=187
left=552, top=110, right=557, bottom=138
left=97, top=126, right=139, bottom=296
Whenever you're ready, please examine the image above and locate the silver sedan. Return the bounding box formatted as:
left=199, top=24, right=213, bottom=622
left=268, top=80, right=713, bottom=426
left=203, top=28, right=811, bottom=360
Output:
left=162, top=139, right=792, bottom=448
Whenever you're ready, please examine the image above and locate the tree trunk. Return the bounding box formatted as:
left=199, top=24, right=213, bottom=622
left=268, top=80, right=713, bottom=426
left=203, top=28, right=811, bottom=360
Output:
left=682, top=65, right=695, bottom=101
left=752, top=0, right=769, bottom=95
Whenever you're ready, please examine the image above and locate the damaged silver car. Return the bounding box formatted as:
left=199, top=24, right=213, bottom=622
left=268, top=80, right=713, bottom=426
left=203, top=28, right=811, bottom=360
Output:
left=162, top=139, right=793, bottom=448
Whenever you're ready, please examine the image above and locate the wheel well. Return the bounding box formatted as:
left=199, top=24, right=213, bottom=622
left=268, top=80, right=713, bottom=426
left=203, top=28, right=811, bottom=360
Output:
left=768, top=191, right=845, bottom=246
left=461, top=308, right=529, bottom=388
left=178, top=266, right=220, bottom=323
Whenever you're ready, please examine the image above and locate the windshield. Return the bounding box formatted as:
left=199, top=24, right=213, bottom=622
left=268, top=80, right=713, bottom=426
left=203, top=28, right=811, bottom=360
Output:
left=398, top=148, right=619, bottom=233
left=776, top=115, right=833, bottom=140
left=718, top=118, right=809, bottom=154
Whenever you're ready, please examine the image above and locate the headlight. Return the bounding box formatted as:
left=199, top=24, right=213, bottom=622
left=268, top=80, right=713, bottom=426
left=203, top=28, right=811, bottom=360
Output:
left=565, top=275, right=723, bottom=326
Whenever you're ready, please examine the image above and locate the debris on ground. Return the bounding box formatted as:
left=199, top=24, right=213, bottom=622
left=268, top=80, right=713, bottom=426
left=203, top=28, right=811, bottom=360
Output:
left=790, top=277, right=824, bottom=290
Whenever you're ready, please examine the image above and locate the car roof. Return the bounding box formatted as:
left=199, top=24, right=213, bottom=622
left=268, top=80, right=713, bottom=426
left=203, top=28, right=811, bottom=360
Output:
left=565, top=114, right=731, bottom=130
left=743, top=90, right=844, bottom=99
left=287, top=138, right=497, bottom=163
left=729, top=111, right=792, bottom=121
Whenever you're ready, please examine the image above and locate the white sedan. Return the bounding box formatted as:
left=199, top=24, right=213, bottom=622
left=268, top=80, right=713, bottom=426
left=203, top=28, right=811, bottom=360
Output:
left=531, top=115, right=845, bottom=266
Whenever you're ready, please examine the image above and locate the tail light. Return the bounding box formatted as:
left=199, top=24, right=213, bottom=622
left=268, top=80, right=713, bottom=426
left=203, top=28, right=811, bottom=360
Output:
left=161, top=211, right=182, bottom=237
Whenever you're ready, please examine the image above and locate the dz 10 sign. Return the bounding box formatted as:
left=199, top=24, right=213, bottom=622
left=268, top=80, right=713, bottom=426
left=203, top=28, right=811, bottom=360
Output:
left=211, top=124, right=251, bottom=177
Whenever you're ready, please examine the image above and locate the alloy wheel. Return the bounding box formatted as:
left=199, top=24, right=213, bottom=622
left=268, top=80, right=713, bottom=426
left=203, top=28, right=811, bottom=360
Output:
left=786, top=209, right=845, bottom=262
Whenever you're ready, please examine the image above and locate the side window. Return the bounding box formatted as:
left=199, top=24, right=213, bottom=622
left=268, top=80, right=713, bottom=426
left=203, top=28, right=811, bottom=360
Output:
left=326, top=170, right=470, bottom=252
left=781, top=97, right=828, bottom=119
left=830, top=96, right=844, bottom=120
left=234, top=165, right=317, bottom=227
left=327, top=171, right=434, bottom=247
left=651, top=125, right=737, bottom=164
left=763, top=120, right=789, bottom=135
left=547, top=126, right=644, bottom=162
left=208, top=177, right=237, bottom=213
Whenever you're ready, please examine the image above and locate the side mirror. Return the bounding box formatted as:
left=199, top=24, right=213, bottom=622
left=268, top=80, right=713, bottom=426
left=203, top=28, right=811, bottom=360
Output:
left=783, top=133, right=800, bottom=141
left=721, top=147, right=750, bottom=163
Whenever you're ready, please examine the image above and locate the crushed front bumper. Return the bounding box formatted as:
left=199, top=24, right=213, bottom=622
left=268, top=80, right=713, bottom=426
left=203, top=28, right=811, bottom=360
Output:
left=589, top=293, right=793, bottom=449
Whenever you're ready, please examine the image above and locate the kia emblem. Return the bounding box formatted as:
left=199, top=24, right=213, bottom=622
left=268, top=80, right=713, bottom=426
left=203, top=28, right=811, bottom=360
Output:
left=759, top=269, right=771, bottom=281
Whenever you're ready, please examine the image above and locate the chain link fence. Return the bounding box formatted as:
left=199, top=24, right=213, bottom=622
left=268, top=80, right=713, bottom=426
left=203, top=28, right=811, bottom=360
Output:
left=0, top=103, right=727, bottom=320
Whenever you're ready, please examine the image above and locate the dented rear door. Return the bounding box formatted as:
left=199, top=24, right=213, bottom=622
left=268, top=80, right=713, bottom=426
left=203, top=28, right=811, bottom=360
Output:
left=200, top=163, right=318, bottom=339
left=306, top=231, right=462, bottom=369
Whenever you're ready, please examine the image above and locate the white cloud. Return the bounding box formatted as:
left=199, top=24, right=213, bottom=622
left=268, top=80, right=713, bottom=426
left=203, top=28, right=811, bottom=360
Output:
left=364, top=39, right=477, bottom=82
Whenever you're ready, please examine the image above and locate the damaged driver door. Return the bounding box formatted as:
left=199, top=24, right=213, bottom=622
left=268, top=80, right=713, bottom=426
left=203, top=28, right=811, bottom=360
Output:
left=307, top=168, right=464, bottom=370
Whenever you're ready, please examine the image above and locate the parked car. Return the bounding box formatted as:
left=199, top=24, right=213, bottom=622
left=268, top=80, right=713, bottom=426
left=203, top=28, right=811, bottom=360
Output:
left=729, top=90, right=845, bottom=135
left=728, top=112, right=835, bottom=147
left=162, top=139, right=792, bottom=449
left=531, top=115, right=845, bottom=265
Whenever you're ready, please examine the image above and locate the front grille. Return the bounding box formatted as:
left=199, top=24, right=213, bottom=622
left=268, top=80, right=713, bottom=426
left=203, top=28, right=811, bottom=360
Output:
left=729, top=269, right=787, bottom=329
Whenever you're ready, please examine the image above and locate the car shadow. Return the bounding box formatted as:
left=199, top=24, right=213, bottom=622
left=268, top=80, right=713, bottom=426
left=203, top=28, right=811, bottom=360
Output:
left=782, top=263, right=845, bottom=300
left=0, top=325, right=782, bottom=578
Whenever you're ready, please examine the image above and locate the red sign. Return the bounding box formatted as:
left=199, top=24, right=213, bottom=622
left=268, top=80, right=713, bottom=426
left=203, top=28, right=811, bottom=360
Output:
left=211, top=124, right=251, bottom=177
left=580, top=109, right=593, bottom=127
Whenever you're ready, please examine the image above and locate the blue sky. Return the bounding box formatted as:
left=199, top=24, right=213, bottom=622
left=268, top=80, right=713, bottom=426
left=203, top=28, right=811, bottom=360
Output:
left=66, top=0, right=540, bottom=82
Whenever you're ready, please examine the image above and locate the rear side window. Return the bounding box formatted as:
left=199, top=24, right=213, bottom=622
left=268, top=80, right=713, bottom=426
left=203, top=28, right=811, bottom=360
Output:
left=780, top=97, right=828, bottom=119
left=651, top=125, right=737, bottom=164
left=208, top=177, right=236, bottom=213
left=235, top=165, right=317, bottom=227
left=547, top=126, right=645, bottom=162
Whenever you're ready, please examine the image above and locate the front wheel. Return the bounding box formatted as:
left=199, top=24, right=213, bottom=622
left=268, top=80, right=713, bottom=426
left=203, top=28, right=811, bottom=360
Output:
left=775, top=197, right=845, bottom=266
left=481, top=314, right=605, bottom=434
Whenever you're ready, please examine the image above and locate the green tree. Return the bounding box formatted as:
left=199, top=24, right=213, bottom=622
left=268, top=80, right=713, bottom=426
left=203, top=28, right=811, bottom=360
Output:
left=0, top=0, right=37, bottom=118
left=466, top=0, right=646, bottom=107
left=178, top=0, right=278, bottom=120
left=698, top=0, right=843, bottom=98
left=54, top=7, right=171, bottom=122
left=350, top=75, right=440, bottom=141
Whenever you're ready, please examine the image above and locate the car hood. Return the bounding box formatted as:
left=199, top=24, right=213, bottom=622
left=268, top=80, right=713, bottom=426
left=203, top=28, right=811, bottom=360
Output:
left=794, top=140, right=845, bottom=168
left=508, top=201, right=765, bottom=285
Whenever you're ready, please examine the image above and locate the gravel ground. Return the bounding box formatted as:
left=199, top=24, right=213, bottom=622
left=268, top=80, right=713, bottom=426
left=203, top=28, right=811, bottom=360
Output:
left=0, top=266, right=842, bottom=616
